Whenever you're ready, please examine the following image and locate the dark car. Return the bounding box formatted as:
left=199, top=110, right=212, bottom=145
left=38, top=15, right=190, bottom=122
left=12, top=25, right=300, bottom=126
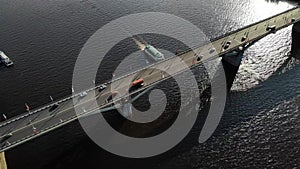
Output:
left=98, top=84, right=107, bottom=93
left=241, top=36, right=247, bottom=42
left=196, top=55, right=203, bottom=62
left=49, top=103, right=59, bottom=112
left=291, top=18, right=296, bottom=23
left=266, top=25, right=276, bottom=33
left=1, top=133, right=13, bottom=142
left=106, top=91, right=119, bottom=103
left=223, top=41, right=232, bottom=50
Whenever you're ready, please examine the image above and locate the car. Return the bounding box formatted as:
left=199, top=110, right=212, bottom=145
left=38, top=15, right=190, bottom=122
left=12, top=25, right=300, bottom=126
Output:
left=196, top=55, right=203, bottom=62
left=209, top=48, right=216, bottom=54
left=79, top=91, right=88, bottom=98
left=291, top=18, right=296, bottom=23
left=98, top=84, right=107, bottom=93
left=2, top=133, right=13, bottom=140
left=223, top=41, right=232, bottom=50
left=241, top=36, right=247, bottom=42
left=49, top=103, right=59, bottom=112
left=129, top=79, right=144, bottom=93
left=106, top=91, right=119, bottom=103
left=266, top=25, right=276, bottom=32
left=6, top=133, right=12, bottom=137
left=238, top=46, right=244, bottom=51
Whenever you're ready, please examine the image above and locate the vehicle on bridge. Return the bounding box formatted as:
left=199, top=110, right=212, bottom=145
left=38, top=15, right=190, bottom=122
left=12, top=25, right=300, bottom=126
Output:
left=0, top=133, right=13, bottom=143
left=3, top=133, right=12, bottom=140
left=209, top=47, right=216, bottom=54
left=129, top=79, right=144, bottom=93
left=79, top=91, right=88, bottom=99
left=106, top=91, right=119, bottom=103
left=49, top=103, right=59, bottom=112
left=241, top=36, right=248, bottom=42
left=223, top=41, right=232, bottom=50
left=98, top=84, right=107, bottom=93
left=266, top=25, right=277, bottom=33
left=291, top=18, right=296, bottom=23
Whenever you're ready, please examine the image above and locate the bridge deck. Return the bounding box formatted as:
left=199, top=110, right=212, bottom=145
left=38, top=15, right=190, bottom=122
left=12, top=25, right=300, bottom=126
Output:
left=0, top=6, right=300, bottom=152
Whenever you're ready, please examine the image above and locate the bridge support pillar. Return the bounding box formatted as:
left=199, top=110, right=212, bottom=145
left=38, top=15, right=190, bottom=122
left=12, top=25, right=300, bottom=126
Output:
left=221, top=49, right=243, bottom=91
left=292, top=22, right=300, bottom=56
left=0, top=152, right=7, bottom=169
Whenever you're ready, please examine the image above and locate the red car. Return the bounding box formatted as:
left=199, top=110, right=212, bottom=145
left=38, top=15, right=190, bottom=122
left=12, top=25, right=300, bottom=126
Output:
left=129, top=79, right=144, bottom=93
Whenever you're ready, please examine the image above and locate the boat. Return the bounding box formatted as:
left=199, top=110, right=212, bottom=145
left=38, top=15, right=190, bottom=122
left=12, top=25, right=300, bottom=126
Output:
left=143, top=45, right=165, bottom=62
left=0, top=51, right=13, bottom=67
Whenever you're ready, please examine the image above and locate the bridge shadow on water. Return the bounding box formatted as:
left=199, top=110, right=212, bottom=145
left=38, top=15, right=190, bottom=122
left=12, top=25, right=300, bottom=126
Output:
left=216, top=50, right=300, bottom=132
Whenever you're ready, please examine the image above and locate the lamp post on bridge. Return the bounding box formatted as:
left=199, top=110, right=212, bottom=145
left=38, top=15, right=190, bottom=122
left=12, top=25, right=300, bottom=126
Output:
left=32, top=125, right=38, bottom=135
left=50, top=96, right=54, bottom=102
left=25, top=103, right=30, bottom=112
left=2, top=114, right=7, bottom=121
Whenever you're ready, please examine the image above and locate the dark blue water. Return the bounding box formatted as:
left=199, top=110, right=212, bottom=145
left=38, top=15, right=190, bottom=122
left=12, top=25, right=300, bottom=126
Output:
left=1, top=0, right=300, bottom=168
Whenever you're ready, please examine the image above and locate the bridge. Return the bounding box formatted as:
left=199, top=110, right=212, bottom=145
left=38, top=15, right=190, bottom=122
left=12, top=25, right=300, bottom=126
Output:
left=0, top=6, right=300, bottom=158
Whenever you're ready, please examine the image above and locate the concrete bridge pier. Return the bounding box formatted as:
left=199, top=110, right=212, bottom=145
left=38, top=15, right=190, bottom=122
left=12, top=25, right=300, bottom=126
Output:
left=292, top=22, right=300, bottom=56
left=0, top=152, right=7, bottom=169
left=221, top=48, right=244, bottom=91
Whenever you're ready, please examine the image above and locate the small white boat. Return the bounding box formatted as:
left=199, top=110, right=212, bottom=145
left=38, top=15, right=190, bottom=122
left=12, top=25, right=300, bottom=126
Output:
left=0, top=51, right=13, bottom=67
left=143, top=45, right=165, bottom=62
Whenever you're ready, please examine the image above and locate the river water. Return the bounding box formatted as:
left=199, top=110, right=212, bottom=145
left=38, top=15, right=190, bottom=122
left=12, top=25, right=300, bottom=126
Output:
left=0, top=0, right=299, bottom=168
